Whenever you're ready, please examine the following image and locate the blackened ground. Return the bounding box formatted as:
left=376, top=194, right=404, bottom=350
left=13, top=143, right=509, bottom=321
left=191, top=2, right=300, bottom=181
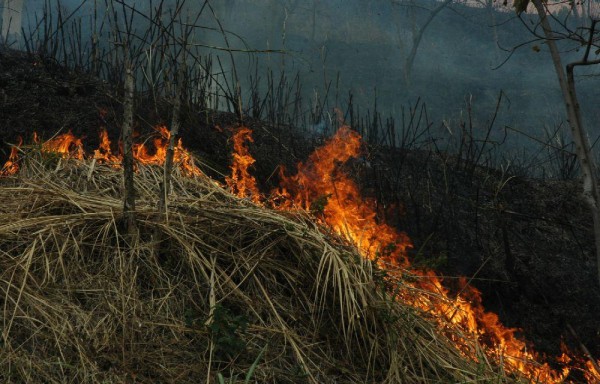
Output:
left=1, top=48, right=598, bottom=373
left=0, top=50, right=111, bottom=153
left=362, top=148, right=600, bottom=363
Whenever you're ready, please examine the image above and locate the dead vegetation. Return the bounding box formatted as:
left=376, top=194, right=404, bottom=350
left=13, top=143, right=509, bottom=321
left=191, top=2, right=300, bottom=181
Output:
left=0, top=152, right=515, bottom=383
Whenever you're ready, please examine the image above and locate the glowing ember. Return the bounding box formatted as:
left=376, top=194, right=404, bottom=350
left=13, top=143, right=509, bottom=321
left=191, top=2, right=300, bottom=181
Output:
left=0, top=137, right=23, bottom=176
left=226, top=126, right=261, bottom=203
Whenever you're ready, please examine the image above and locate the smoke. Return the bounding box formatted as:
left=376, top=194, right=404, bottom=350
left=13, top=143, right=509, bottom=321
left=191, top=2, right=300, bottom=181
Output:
left=5, top=0, right=599, bottom=157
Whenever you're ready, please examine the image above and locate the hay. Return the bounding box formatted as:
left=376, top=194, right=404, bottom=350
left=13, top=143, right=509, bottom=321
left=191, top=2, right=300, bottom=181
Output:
left=0, top=153, right=513, bottom=383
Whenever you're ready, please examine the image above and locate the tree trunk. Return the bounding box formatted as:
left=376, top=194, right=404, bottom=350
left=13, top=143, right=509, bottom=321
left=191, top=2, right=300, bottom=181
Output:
left=531, top=0, right=600, bottom=287
left=158, top=62, right=184, bottom=219
left=122, top=63, right=136, bottom=235
left=403, top=0, right=453, bottom=86
left=1, top=0, right=24, bottom=42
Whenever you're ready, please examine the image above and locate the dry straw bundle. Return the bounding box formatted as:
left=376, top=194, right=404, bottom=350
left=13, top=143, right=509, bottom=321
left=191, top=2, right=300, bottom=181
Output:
left=0, top=152, right=509, bottom=383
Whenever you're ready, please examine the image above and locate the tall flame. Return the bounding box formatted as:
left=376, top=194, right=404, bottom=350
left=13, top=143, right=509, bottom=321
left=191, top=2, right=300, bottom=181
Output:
left=227, top=125, right=600, bottom=383
left=93, top=128, right=120, bottom=165
left=226, top=126, right=261, bottom=204
left=274, top=126, right=411, bottom=268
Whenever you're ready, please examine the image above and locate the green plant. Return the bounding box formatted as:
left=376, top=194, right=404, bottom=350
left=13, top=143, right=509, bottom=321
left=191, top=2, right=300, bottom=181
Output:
left=208, top=304, right=248, bottom=359
left=216, top=344, right=267, bottom=384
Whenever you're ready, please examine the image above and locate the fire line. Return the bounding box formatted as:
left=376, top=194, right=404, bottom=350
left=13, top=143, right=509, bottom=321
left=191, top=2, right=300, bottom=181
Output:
left=227, top=125, right=600, bottom=384
left=2, top=124, right=599, bottom=383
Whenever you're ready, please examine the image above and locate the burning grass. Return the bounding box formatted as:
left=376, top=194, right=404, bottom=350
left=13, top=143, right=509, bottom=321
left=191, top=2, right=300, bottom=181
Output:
left=0, top=151, right=512, bottom=383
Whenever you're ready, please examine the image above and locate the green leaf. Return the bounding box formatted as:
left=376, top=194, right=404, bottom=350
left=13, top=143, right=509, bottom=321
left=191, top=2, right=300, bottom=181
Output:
left=244, top=344, right=268, bottom=383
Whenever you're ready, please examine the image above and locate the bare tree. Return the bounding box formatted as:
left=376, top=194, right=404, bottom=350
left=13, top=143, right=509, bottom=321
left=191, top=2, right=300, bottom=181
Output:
left=390, top=0, right=454, bottom=86
left=121, top=60, right=137, bottom=235
left=108, top=0, right=145, bottom=236
left=1, top=0, right=24, bottom=45
left=517, top=0, right=600, bottom=286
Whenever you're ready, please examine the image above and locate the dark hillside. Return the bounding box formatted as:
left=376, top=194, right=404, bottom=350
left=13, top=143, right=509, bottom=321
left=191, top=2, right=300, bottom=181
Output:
left=1, top=47, right=599, bottom=381
left=363, top=147, right=600, bottom=358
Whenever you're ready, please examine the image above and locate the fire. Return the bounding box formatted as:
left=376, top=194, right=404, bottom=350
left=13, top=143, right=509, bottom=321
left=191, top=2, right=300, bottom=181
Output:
left=274, top=126, right=411, bottom=267
left=93, top=128, right=120, bottom=165
left=225, top=126, right=261, bottom=204
left=227, top=125, right=600, bottom=383
left=0, top=137, right=23, bottom=176
left=3, top=122, right=599, bottom=382
left=585, top=360, right=600, bottom=382
left=1, top=126, right=202, bottom=177
left=36, top=130, right=85, bottom=159
left=132, top=126, right=202, bottom=177
left=409, top=273, right=570, bottom=382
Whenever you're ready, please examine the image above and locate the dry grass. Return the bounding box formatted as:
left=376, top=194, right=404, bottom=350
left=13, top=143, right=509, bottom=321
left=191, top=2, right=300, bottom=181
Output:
left=0, top=152, right=514, bottom=383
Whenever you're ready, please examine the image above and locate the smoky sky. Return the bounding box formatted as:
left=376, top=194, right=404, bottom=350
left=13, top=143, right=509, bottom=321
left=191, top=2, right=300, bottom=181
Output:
left=9, top=0, right=600, bottom=156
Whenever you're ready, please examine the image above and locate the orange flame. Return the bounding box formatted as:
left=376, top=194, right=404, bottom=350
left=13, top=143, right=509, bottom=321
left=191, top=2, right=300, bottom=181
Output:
left=228, top=124, right=599, bottom=383
left=1, top=137, right=23, bottom=176
left=226, top=126, right=261, bottom=204
left=2, top=126, right=202, bottom=177
left=133, top=126, right=202, bottom=177
left=93, top=128, right=120, bottom=165
left=585, top=360, right=600, bottom=382
left=38, top=131, right=85, bottom=160
left=274, top=126, right=411, bottom=267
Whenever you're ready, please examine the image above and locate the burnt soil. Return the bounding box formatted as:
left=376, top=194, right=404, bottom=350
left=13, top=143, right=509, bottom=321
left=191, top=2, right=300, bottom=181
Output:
left=1, top=48, right=599, bottom=373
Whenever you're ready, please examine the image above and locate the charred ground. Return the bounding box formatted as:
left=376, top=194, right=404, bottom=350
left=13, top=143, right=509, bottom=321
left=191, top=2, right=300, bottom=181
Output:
left=1, top=48, right=599, bottom=372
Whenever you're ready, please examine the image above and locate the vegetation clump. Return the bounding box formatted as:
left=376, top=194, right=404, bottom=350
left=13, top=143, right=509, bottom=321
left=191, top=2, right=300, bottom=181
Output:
left=0, top=154, right=511, bottom=383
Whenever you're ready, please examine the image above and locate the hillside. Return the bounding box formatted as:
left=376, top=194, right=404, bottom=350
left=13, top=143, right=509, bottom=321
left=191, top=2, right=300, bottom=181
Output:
left=0, top=139, right=519, bottom=383
left=1, top=46, right=600, bottom=382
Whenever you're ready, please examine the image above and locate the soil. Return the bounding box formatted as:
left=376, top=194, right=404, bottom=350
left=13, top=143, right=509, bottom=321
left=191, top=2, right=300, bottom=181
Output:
left=1, top=47, right=598, bottom=377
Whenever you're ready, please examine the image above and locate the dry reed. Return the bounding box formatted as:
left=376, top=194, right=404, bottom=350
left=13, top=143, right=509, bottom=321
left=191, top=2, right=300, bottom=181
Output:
left=0, top=151, right=514, bottom=383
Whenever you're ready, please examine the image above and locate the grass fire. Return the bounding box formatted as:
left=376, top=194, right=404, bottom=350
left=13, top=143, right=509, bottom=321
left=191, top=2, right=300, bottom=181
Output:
left=1, top=122, right=599, bottom=382
left=1, top=0, right=599, bottom=382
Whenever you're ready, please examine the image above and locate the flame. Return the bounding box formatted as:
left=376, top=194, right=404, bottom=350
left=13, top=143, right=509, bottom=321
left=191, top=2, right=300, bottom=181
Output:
left=273, top=126, right=411, bottom=267
left=227, top=125, right=600, bottom=383
left=585, top=360, right=600, bottom=382
left=93, top=128, right=120, bottom=165
left=226, top=126, right=261, bottom=203
left=133, top=126, right=202, bottom=177
left=1, top=137, right=23, bottom=176
left=2, top=126, right=202, bottom=177
left=37, top=130, right=85, bottom=159
left=3, top=122, right=599, bottom=382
